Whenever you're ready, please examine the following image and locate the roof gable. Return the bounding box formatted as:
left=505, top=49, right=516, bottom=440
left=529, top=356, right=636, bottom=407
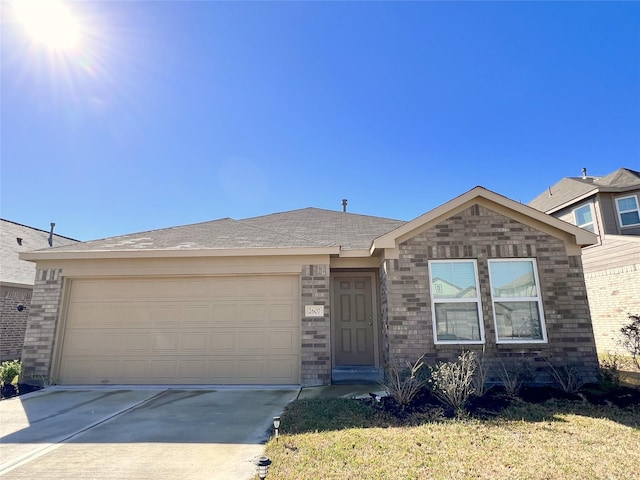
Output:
left=372, top=186, right=597, bottom=253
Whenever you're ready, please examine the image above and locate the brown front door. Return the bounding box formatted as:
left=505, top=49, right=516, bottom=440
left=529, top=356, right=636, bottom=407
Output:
left=334, top=276, right=375, bottom=366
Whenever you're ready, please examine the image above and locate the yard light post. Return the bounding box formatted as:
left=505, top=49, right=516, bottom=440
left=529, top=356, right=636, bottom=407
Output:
left=254, top=455, right=272, bottom=480
left=273, top=416, right=280, bottom=442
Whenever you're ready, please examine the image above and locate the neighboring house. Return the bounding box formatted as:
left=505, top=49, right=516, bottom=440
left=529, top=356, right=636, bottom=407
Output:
left=20, top=187, right=598, bottom=387
left=529, top=167, right=640, bottom=355
left=0, top=219, right=78, bottom=361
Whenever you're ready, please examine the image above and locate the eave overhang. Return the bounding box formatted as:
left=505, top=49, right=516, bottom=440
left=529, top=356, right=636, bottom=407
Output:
left=19, top=245, right=342, bottom=262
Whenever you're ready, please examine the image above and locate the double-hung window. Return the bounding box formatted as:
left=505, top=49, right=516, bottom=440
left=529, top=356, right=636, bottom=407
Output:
left=573, top=204, right=595, bottom=233
left=429, top=260, right=484, bottom=344
left=488, top=259, right=547, bottom=343
left=615, top=195, right=640, bottom=227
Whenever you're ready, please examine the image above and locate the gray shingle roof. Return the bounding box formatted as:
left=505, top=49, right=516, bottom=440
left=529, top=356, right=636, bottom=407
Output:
left=529, top=168, right=640, bottom=213
left=38, top=208, right=406, bottom=253
left=1, top=219, right=78, bottom=286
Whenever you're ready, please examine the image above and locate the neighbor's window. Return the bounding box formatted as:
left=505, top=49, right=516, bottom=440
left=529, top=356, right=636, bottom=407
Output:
left=428, top=260, right=484, bottom=344
left=573, top=204, right=595, bottom=233
left=615, top=195, right=640, bottom=227
left=488, top=259, right=547, bottom=343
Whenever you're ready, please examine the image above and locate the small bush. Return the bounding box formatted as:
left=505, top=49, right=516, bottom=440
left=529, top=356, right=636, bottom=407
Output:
left=545, top=359, right=585, bottom=394
left=497, top=357, right=533, bottom=397
left=382, top=355, right=427, bottom=409
left=0, top=359, right=21, bottom=386
left=598, top=353, right=627, bottom=388
left=620, top=313, right=640, bottom=371
left=473, top=347, right=490, bottom=397
left=429, top=351, right=477, bottom=417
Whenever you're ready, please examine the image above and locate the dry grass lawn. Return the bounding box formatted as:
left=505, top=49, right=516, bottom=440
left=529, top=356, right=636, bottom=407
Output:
left=264, top=399, right=640, bottom=480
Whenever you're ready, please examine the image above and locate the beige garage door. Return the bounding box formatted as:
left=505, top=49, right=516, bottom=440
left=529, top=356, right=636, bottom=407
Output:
left=57, top=276, right=300, bottom=385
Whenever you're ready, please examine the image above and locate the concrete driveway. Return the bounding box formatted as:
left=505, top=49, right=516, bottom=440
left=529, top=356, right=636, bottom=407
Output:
left=0, top=386, right=299, bottom=479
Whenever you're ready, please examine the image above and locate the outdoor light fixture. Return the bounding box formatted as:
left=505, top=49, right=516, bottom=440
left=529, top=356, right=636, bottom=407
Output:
left=273, top=416, right=281, bottom=442
left=254, top=455, right=272, bottom=480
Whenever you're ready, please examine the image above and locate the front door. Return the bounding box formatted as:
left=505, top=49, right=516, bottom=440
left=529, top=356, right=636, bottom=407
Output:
left=334, top=276, right=375, bottom=366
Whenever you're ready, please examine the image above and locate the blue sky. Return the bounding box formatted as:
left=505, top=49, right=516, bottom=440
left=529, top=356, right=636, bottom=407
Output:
left=2, top=1, right=639, bottom=242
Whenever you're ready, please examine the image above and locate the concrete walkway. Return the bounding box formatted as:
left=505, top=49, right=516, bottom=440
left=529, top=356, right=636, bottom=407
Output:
left=0, top=386, right=298, bottom=480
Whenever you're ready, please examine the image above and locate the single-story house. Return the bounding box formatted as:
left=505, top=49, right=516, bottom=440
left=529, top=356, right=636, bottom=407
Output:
left=0, top=219, right=77, bottom=361
left=20, top=187, right=599, bottom=386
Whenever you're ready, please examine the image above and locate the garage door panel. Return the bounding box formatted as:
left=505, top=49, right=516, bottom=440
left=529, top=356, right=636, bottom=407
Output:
left=183, top=305, right=210, bottom=327
left=59, top=276, right=300, bottom=385
left=211, top=304, right=237, bottom=324
left=269, top=331, right=296, bottom=352
left=210, top=332, right=236, bottom=352
left=181, top=332, right=208, bottom=352
left=153, top=332, right=179, bottom=352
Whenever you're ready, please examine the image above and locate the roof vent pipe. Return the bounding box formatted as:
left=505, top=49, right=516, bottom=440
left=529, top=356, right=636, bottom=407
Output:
left=48, top=222, right=55, bottom=247
left=341, top=199, right=348, bottom=213
left=582, top=167, right=587, bottom=179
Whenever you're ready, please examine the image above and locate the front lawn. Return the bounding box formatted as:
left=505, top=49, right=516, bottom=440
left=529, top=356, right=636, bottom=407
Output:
left=263, top=394, right=640, bottom=480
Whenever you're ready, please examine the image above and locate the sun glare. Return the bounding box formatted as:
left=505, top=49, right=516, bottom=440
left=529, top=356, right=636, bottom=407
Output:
left=13, top=0, right=80, bottom=50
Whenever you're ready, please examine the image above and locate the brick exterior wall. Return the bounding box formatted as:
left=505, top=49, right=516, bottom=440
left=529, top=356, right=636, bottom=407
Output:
left=300, top=264, right=332, bottom=386
left=20, top=269, right=64, bottom=385
left=584, top=264, right=640, bottom=355
left=0, top=286, right=32, bottom=361
left=380, top=204, right=599, bottom=384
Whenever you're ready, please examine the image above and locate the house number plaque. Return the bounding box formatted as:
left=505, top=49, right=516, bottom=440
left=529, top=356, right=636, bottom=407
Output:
left=305, top=305, right=324, bottom=317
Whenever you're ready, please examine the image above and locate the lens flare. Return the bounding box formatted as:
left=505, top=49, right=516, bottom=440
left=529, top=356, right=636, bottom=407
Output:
left=13, top=0, right=80, bottom=50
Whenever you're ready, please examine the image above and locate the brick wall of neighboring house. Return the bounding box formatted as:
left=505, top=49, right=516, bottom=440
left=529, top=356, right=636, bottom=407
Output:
left=584, top=264, right=640, bottom=355
left=380, top=204, right=599, bottom=384
left=20, top=269, right=64, bottom=385
left=300, top=264, right=332, bottom=386
left=0, top=286, right=32, bottom=361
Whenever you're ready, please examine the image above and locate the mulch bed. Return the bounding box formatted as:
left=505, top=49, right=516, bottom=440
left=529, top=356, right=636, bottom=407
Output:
left=371, top=383, right=640, bottom=420
left=0, top=383, right=42, bottom=400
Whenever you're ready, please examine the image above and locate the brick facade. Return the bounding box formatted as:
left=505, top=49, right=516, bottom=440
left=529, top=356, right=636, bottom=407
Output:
left=300, top=264, right=332, bottom=386
left=20, top=269, right=64, bottom=384
left=380, top=204, right=599, bottom=384
left=584, top=264, right=640, bottom=355
left=0, top=286, right=32, bottom=361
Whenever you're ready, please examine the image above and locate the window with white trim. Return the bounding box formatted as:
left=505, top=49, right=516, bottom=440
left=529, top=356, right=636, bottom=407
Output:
left=573, top=204, right=595, bottom=233
left=615, top=195, right=640, bottom=227
left=488, top=259, right=547, bottom=343
left=428, top=260, right=484, bottom=344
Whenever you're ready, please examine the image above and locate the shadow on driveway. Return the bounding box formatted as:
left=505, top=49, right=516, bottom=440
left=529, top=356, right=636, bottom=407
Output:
left=0, top=387, right=299, bottom=480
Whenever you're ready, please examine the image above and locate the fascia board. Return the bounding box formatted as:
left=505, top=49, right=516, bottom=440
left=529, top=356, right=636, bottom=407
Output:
left=337, top=249, right=372, bottom=258
left=544, top=189, right=599, bottom=214
left=19, top=246, right=341, bottom=262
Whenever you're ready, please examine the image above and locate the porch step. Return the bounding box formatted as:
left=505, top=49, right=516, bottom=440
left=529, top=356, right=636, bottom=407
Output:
left=332, top=366, right=383, bottom=385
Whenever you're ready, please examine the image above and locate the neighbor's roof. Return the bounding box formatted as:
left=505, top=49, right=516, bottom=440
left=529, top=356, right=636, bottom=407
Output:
left=22, top=208, right=406, bottom=255
left=0, top=219, right=78, bottom=286
left=529, top=168, right=640, bottom=213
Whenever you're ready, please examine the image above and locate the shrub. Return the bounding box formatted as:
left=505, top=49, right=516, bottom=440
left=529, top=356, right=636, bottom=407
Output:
left=429, top=351, right=477, bottom=417
left=0, top=359, right=21, bottom=386
left=497, top=356, right=533, bottom=397
left=383, top=355, right=427, bottom=409
left=544, top=359, right=585, bottom=394
left=598, top=353, right=627, bottom=388
left=473, top=347, right=490, bottom=397
left=620, top=313, right=640, bottom=371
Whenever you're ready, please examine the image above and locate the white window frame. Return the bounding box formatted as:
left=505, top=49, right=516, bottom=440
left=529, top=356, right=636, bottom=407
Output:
left=488, top=258, right=548, bottom=344
left=428, top=259, right=484, bottom=345
left=573, top=204, right=595, bottom=233
left=615, top=194, right=640, bottom=227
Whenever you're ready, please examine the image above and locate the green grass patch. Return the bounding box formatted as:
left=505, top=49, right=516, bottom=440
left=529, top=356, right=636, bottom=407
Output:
left=265, top=397, right=640, bottom=480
